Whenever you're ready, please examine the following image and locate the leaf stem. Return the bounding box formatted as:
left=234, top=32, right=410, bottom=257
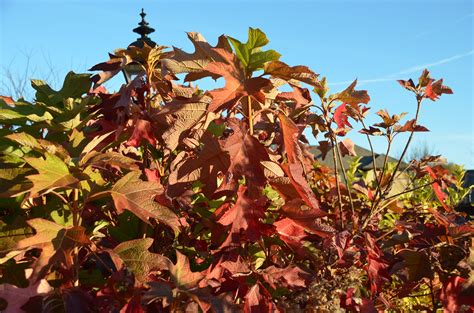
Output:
left=334, top=139, right=355, bottom=224
left=331, top=138, right=344, bottom=229
left=248, top=95, right=253, bottom=135
left=72, top=188, right=80, bottom=287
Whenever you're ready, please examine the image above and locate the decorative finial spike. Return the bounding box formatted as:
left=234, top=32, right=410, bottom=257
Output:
left=129, top=9, right=156, bottom=48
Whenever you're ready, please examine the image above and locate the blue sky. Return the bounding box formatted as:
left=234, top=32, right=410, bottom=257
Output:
left=1, top=0, right=472, bottom=167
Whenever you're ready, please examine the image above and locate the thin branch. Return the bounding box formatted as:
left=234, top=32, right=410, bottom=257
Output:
left=248, top=95, right=254, bottom=135
left=383, top=96, right=424, bottom=196
left=331, top=138, right=344, bottom=229
left=360, top=119, right=380, bottom=187
left=334, top=138, right=356, bottom=221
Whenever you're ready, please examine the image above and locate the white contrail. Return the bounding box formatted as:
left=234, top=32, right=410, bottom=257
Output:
left=329, top=50, right=473, bottom=87
left=396, top=50, right=474, bottom=75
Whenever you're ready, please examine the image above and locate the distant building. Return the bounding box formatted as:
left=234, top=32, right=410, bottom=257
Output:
left=456, top=169, right=474, bottom=215
left=310, top=144, right=406, bottom=172
left=310, top=144, right=409, bottom=197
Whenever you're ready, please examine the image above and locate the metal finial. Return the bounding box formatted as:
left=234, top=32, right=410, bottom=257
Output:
left=129, top=9, right=156, bottom=48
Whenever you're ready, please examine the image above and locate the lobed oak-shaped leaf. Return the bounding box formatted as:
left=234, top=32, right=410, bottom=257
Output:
left=214, top=186, right=268, bottom=247
left=126, top=119, right=157, bottom=148
left=338, top=138, right=357, bottom=158
left=281, top=163, right=324, bottom=216
left=168, top=131, right=230, bottom=199
left=16, top=219, right=90, bottom=282
left=278, top=113, right=325, bottom=215
left=79, top=151, right=138, bottom=170
left=205, top=48, right=271, bottom=113
left=25, top=153, right=82, bottom=197
left=264, top=61, right=321, bottom=87
left=333, top=80, right=370, bottom=106
left=228, top=27, right=281, bottom=73
left=276, top=86, right=312, bottom=107
left=365, top=234, right=390, bottom=295
left=0, top=269, right=52, bottom=313
left=278, top=113, right=304, bottom=165
left=220, top=119, right=270, bottom=193
left=113, top=238, right=171, bottom=283
left=261, top=265, right=312, bottom=289
left=244, top=283, right=276, bottom=313
left=394, top=119, right=429, bottom=133
left=424, top=78, right=453, bottom=101
left=152, top=96, right=209, bottom=151
left=110, top=171, right=180, bottom=234
left=169, top=251, right=204, bottom=290
left=162, top=32, right=232, bottom=82
left=334, top=103, right=353, bottom=130
left=440, top=276, right=474, bottom=312
left=280, top=199, right=333, bottom=237
left=31, top=71, right=91, bottom=105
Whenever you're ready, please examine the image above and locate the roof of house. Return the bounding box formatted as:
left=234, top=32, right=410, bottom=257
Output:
left=310, top=144, right=405, bottom=171
left=462, top=170, right=474, bottom=188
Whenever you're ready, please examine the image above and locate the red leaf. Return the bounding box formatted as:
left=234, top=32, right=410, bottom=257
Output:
left=365, top=234, right=390, bottom=295
left=334, top=103, right=352, bottom=130
left=169, top=251, right=204, bottom=290
left=340, top=288, right=377, bottom=313
left=424, top=79, right=453, bottom=101
left=281, top=163, right=326, bottom=217
left=120, top=294, right=144, bottom=313
left=205, top=48, right=271, bottom=113
left=440, top=276, right=474, bottom=312
left=397, top=79, right=416, bottom=92
left=126, top=119, right=157, bottom=147
left=278, top=113, right=304, bottom=165
left=243, top=283, right=276, bottom=313
left=395, top=119, right=429, bottom=133
left=220, top=119, right=270, bottom=195
left=167, top=131, right=230, bottom=199
left=214, top=186, right=268, bottom=247
left=359, top=126, right=383, bottom=136
left=278, top=113, right=325, bottom=216
left=0, top=269, right=52, bottom=312
left=261, top=265, right=312, bottom=289
left=280, top=199, right=334, bottom=237
left=276, top=86, right=312, bottom=107
left=425, top=165, right=451, bottom=212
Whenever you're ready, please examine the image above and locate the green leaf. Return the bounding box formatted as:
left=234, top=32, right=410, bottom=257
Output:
left=80, top=151, right=138, bottom=170
left=110, top=172, right=181, bottom=234
left=228, top=27, right=280, bottom=73
left=31, top=71, right=91, bottom=105
left=5, top=132, right=42, bottom=151
left=0, top=220, right=30, bottom=252
left=113, top=238, right=171, bottom=283
left=0, top=103, right=53, bottom=124
left=25, top=153, right=81, bottom=197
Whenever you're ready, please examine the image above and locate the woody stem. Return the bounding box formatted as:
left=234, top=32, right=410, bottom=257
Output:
left=248, top=95, right=253, bottom=135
